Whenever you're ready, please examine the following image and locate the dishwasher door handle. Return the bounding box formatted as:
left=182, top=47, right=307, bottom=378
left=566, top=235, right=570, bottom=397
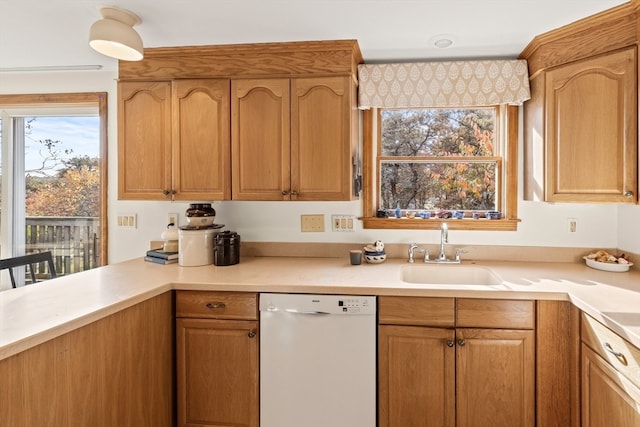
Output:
left=264, top=304, right=331, bottom=315
left=284, top=309, right=331, bottom=315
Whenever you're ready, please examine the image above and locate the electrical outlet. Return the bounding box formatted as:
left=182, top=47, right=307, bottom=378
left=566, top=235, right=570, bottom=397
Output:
left=168, top=213, right=178, bottom=226
left=301, top=214, right=325, bottom=232
left=332, top=215, right=356, bottom=232
left=568, top=218, right=577, bottom=233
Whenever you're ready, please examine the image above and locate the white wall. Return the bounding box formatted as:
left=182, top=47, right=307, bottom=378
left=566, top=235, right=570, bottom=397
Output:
left=1, top=72, right=633, bottom=264
left=618, top=204, right=640, bottom=254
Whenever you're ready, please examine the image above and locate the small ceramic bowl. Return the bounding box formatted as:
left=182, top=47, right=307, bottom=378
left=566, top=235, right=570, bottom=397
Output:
left=364, top=251, right=385, bottom=258
left=365, top=253, right=387, bottom=264
left=486, top=211, right=502, bottom=220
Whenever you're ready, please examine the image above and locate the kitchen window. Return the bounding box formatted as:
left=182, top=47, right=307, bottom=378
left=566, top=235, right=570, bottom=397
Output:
left=357, top=59, right=530, bottom=231
left=361, top=105, right=519, bottom=231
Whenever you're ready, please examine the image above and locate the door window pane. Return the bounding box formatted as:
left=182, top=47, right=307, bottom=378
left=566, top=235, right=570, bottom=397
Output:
left=24, top=116, right=100, bottom=277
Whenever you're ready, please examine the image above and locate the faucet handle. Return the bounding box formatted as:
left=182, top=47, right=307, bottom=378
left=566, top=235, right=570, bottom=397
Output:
left=455, top=248, right=468, bottom=261
left=423, top=249, right=430, bottom=262
left=408, top=243, right=419, bottom=263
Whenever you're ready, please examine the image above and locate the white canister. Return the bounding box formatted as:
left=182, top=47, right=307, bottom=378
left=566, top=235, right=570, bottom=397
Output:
left=178, top=227, right=218, bottom=266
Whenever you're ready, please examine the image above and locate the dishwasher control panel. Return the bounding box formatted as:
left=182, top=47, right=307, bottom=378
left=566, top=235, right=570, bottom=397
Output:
left=338, top=298, right=372, bottom=313
left=260, top=294, right=376, bottom=315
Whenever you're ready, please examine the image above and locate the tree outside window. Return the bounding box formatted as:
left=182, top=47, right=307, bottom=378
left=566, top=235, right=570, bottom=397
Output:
left=379, top=108, right=499, bottom=215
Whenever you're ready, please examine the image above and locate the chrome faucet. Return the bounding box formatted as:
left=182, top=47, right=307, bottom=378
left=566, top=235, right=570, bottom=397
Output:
left=422, top=222, right=467, bottom=264
left=409, top=222, right=468, bottom=264
left=437, top=222, right=448, bottom=261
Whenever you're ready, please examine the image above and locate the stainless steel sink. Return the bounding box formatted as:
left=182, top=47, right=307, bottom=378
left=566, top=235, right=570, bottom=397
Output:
left=401, top=264, right=502, bottom=285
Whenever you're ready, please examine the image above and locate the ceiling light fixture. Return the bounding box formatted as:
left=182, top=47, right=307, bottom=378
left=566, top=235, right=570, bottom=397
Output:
left=89, top=6, right=143, bottom=61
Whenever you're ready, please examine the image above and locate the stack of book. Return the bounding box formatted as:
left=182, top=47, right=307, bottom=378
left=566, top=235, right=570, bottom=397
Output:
left=145, top=249, right=179, bottom=264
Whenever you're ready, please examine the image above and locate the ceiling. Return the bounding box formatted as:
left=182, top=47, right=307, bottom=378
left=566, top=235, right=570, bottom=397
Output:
left=0, top=0, right=629, bottom=73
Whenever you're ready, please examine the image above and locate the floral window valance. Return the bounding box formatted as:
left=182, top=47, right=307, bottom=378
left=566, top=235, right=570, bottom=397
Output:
left=358, top=59, right=531, bottom=109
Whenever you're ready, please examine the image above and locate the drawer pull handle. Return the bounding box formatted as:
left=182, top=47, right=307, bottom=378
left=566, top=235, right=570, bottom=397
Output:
left=206, top=302, right=226, bottom=310
left=604, top=342, right=628, bottom=366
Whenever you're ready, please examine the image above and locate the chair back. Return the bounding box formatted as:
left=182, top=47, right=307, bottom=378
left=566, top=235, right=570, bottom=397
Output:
left=0, top=252, right=58, bottom=288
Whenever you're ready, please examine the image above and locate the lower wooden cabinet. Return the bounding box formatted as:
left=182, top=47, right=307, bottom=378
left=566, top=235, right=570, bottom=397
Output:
left=581, top=313, right=640, bottom=427
left=456, top=328, right=534, bottom=427
left=176, top=291, right=259, bottom=427
left=379, top=325, right=455, bottom=427
left=581, top=345, right=640, bottom=427
left=379, top=297, right=535, bottom=427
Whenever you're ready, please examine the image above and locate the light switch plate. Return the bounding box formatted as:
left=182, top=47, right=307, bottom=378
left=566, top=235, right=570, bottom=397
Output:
left=117, top=213, right=137, bottom=228
left=301, top=214, right=325, bottom=232
left=332, top=215, right=356, bottom=232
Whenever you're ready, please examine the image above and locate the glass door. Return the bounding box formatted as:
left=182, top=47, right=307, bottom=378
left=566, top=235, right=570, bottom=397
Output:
left=0, top=94, right=106, bottom=288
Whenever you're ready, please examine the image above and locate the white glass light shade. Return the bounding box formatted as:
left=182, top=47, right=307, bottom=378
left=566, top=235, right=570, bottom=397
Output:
left=89, top=7, right=143, bottom=61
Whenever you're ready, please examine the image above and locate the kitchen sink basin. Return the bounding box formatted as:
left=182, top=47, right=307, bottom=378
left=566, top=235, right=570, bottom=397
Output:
left=401, top=264, right=502, bottom=285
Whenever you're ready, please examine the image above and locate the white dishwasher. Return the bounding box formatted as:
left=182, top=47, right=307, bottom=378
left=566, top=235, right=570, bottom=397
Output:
left=259, top=293, right=377, bottom=427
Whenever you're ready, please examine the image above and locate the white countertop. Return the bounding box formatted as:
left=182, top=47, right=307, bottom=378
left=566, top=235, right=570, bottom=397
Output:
left=1, top=256, right=639, bottom=360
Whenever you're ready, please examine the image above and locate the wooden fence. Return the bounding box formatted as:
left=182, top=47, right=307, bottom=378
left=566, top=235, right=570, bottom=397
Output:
left=25, top=216, right=100, bottom=279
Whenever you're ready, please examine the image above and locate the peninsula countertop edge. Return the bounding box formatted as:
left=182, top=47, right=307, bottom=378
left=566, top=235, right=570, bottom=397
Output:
left=1, top=256, right=638, bottom=360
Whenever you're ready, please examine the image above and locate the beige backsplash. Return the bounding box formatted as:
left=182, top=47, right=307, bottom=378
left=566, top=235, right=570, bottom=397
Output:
left=241, top=242, right=639, bottom=265
left=149, top=240, right=638, bottom=266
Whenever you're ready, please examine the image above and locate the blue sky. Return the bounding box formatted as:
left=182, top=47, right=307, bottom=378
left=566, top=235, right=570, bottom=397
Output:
left=25, top=116, right=99, bottom=175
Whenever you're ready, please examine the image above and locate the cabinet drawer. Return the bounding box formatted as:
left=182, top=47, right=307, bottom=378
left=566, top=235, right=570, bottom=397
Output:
left=378, top=296, right=455, bottom=327
left=456, top=299, right=535, bottom=329
left=581, top=313, right=640, bottom=389
left=176, top=291, right=258, bottom=320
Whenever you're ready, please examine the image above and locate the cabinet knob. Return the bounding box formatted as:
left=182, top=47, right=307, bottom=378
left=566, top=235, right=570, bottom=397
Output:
left=205, top=302, right=226, bottom=310
left=457, top=339, right=466, bottom=347
left=624, top=191, right=633, bottom=197
left=281, top=190, right=289, bottom=196
left=446, top=340, right=455, bottom=347
left=162, top=189, right=171, bottom=196
left=248, top=329, right=256, bottom=338
left=290, top=191, right=298, bottom=196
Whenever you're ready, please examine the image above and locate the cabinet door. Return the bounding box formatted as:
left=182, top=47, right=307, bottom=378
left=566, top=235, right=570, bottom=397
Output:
left=545, top=48, right=637, bottom=203
left=231, top=79, right=290, bottom=200
left=582, top=344, right=640, bottom=427
left=291, top=76, right=356, bottom=201
left=456, top=328, right=535, bottom=427
left=176, top=318, right=259, bottom=427
left=118, top=81, right=172, bottom=200
left=379, top=325, right=455, bottom=427
left=173, top=79, right=231, bottom=200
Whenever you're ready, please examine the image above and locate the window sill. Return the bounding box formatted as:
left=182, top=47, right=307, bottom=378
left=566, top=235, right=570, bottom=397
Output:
left=361, top=217, right=520, bottom=231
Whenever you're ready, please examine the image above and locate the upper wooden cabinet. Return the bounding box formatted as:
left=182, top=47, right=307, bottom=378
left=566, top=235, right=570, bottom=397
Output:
left=532, top=48, right=637, bottom=203
left=172, top=79, right=231, bottom=200
left=118, top=79, right=231, bottom=200
left=232, top=76, right=357, bottom=201
left=231, top=79, right=290, bottom=201
left=521, top=4, right=639, bottom=204
left=118, top=81, right=172, bottom=200
left=118, top=40, right=363, bottom=201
